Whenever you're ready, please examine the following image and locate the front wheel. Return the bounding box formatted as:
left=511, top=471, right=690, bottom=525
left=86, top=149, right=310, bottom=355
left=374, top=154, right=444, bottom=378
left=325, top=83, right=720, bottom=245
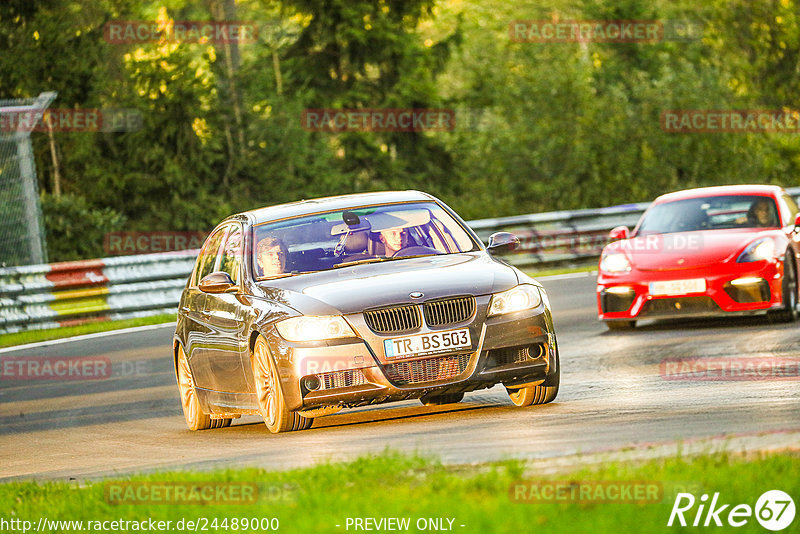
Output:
left=770, top=254, right=798, bottom=323
left=506, top=340, right=560, bottom=407
left=252, top=336, right=313, bottom=433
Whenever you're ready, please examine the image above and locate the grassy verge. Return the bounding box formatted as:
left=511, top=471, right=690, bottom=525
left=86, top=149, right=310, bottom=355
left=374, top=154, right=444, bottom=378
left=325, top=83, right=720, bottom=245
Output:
left=525, top=263, right=597, bottom=278
left=1, top=450, right=796, bottom=533
left=0, top=313, right=176, bottom=348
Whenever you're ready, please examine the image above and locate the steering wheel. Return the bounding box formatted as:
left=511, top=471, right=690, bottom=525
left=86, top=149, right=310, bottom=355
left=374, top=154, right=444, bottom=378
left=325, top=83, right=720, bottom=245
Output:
left=391, top=246, right=442, bottom=258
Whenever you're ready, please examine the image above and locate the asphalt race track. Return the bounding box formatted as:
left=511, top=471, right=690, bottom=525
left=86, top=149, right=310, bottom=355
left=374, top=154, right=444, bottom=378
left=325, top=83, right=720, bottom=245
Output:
left=2, top=272, right=799, bottom=480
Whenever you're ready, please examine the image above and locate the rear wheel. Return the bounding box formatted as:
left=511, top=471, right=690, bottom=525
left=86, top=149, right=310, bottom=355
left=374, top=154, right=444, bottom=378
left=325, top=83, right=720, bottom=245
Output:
left=176, top=344, right=231, bottom=430
left=420, top=392, right=464, bottom=406
left=252, top=336, right=313, bottom=433
left=506, top=339, right=560, bottom=407
left=606, top=320, right=636, bottom=330
left=771, top=253, right=798, bottom=323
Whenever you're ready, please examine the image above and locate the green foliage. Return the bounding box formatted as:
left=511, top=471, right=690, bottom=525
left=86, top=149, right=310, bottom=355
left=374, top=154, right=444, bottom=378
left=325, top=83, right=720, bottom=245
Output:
left=1, top=0, right=800, bottom=262
left=40, top=192, right=126, bottom=261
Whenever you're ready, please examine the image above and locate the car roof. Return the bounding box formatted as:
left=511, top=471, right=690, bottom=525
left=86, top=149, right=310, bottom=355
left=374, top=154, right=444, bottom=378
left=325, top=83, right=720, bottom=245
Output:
left=654, top=184, right=785, bottom=204
left=237, top=190, right=437, bottom=225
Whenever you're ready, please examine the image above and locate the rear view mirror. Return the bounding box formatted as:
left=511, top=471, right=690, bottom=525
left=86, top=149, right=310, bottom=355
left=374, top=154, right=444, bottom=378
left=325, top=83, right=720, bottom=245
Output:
left=199, top=271, right=237, bottom=293
left=608, top=226, right=630, bottom=241
left=487, top=232, right=520, bottom=254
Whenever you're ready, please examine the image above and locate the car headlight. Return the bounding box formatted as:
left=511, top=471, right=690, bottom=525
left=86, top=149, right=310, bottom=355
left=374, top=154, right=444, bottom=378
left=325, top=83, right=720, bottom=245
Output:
left=275, top=316, right=356, bottom=342
left=737, top=238, right=775, bottom=263
left=600, top=252, right=631, bottom=273
left=488, top=285, right=542, bottom=316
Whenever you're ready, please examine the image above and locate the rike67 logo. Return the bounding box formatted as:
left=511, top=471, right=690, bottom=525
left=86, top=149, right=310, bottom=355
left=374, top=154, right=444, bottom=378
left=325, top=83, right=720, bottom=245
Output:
left=668, top=490, right=795, bottom=531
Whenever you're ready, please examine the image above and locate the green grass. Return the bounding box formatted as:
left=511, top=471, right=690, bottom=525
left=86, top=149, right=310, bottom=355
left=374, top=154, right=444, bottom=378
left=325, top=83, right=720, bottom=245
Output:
left=525, top=263, right=597, bottom=278
left=1, top=450, right=796, bottom=533
left=0, top=313, right=176, bottom=348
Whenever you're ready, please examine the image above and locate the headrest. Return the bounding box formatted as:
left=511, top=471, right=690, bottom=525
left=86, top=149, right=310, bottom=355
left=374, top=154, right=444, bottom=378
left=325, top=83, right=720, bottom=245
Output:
left=343, top=231, right=369, bottom=254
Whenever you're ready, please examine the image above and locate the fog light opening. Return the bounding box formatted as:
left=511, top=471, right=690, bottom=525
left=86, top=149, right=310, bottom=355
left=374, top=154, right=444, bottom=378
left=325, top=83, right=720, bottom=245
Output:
left=606, top=286, right=634, bottom=295
left=303, top=375, right=321, bottom=391
left=730, top=277, right=764, bottom=287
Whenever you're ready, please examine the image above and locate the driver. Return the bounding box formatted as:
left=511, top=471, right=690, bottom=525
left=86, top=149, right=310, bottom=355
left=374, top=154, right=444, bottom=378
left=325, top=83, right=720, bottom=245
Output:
left=256, top=236, right=287, bottom=277
left=747, top=198, right=776, bottom=227
left=379, top=228, right=407, bottom=257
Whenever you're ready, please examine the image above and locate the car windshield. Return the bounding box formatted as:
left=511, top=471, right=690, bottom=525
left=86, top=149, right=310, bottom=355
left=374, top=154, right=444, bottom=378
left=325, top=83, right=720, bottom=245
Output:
left=252, top=201, right=478, bottom=279
left=636, top=195, right=780, bottom=236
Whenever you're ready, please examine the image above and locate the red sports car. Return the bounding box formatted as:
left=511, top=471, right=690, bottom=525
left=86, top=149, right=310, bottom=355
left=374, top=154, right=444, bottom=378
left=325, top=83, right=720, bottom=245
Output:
left=597, top=185, right=800, bottom=329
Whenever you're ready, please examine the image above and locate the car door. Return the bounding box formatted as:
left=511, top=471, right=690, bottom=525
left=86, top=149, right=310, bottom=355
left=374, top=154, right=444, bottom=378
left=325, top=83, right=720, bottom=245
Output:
left=199, top=224, right=251, bottom=393
left=184, top=225, right=229, bottom=387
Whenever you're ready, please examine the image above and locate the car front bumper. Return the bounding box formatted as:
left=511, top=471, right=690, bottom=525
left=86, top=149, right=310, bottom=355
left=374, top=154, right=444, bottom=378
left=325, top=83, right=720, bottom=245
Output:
left=597, top=259, right=785, bottom=322
left=266, top=295, right=558, bottom=411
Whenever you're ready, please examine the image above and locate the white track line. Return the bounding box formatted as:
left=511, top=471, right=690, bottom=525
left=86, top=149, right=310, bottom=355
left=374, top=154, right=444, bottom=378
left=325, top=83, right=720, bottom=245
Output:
left=0, top=322, right=175, bottom=354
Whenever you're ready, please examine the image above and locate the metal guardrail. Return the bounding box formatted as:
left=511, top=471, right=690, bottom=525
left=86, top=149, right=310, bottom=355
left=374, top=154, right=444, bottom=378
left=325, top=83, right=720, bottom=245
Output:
left=0, top=251, right=196, bottom=334
left=469, top=201, right=651, bottom=267
left=2, top=187, right=799, bottom=334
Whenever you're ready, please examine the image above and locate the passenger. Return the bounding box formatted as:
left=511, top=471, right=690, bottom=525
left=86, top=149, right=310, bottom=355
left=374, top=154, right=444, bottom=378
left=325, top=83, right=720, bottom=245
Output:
left=379, top=228, right=407, bottom=257
left=256, top=236, right=287, bottom=277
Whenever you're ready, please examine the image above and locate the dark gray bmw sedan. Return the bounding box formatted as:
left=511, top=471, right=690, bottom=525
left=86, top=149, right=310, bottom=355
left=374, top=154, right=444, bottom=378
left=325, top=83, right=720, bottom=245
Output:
left=174, top=191, right=560, bottom=433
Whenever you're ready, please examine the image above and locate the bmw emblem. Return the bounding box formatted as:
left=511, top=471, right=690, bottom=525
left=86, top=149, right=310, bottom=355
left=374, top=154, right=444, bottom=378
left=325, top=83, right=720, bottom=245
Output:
left=409, top=291, right=424, bottom=299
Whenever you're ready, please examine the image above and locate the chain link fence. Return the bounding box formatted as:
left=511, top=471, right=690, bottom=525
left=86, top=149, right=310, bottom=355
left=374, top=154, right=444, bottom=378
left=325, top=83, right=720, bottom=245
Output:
left=0, top=92, right=56, bottom=267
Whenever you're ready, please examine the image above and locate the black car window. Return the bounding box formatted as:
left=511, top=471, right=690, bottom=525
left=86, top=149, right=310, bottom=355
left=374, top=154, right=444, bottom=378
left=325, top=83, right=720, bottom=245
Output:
left=218, top=226, right=242, bottom=284
left=252, top=201, right=479, bottom=278
left=194, top=226, right=229, bottom=285
left=637, top=195, right=780, bottom=235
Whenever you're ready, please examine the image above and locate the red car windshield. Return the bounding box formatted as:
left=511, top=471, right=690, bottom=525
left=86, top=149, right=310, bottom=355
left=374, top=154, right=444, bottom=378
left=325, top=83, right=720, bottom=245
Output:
left=251, top=202, right=478, bottom=279
left=636, top=195, right=780, bottom=236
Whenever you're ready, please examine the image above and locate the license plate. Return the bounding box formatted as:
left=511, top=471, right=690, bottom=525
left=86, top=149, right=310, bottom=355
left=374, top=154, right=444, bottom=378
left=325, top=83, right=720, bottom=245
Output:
left=384, top=328, right=471, bottom=359
left=649, top=278, right=706, bottom=296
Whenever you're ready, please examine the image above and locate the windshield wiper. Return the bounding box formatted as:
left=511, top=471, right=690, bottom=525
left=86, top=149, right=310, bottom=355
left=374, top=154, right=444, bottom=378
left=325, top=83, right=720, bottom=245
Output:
left=256, top=272, right=294, bottom=281
left=332, top=257, right=391, bottom=268
left=333, top=253, right=442, bottom=268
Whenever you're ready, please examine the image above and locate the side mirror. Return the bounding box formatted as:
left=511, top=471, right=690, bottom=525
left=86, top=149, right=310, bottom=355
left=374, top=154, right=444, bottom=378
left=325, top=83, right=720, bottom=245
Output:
left=608, top=226, right=630, bottom=241
left=199, top=271, right=237, bottom=293
left=487, top=232, right=520, bottom=254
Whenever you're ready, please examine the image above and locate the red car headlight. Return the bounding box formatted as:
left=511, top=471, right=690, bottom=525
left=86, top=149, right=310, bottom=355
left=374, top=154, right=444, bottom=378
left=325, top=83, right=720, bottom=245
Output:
left=736, top=238, right=775, bottom=263
left=600, top=253, right=631, bottom=273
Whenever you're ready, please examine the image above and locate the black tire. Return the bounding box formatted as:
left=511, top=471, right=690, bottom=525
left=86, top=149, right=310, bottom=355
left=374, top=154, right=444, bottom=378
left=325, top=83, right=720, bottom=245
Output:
left=420, top=392, right=465, bottom=406
left=770, top=253, right=798, bottom=323
left=606, top=320, right=636, bottom=330
left=506, top=338, right=560, bottom=407
left=252, top=336, right=313, bottom=433
left=210, top=418, right=233, bottom=429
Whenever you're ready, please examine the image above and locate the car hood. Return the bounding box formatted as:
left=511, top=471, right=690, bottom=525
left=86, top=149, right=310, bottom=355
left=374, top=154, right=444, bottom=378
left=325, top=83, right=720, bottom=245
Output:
left=606, top=229, right=777, bottom=271
left=255, top=252, right=519, bottom=315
